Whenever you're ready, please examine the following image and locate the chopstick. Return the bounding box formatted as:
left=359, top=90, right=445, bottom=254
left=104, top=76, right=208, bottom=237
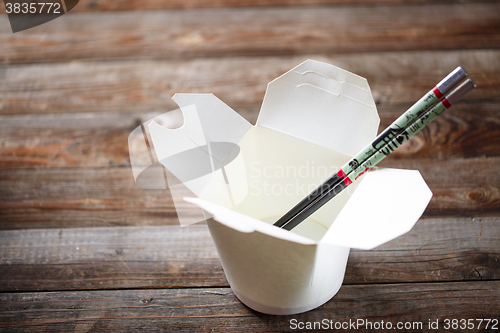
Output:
left=274, top=72, right=475, bottom=231
left=274, top=67, right=467, bottom=230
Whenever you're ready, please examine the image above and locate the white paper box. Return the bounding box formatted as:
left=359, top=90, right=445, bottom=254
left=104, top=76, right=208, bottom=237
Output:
left=146, top=60, right=433, bottom=315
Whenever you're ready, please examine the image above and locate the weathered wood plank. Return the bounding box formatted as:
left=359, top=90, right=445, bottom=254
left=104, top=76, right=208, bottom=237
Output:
left=0, top=217, right=498, bottom=291
left=0, top=111, right=160, bottom=169
left=0, top=157, right=498, bottom=229
left=1, top=50, right=498, bottom=115
left=0, top=109, right=251, bottom=169
left=0, top=101, right=498, bottom=169
left=348, top=216, right=500, bottom=284
left=0, top=0, right=487, bottom=14
left=376, top=102, right=500, bottom=160
left=0, top=167, right=179, bottom=229
left=1, top=52, right=498, bottom=168
left=0, top=225, right=226, bottom=292
left=1, top=3, right=499, bottom=64
left=378, top=157, right=500, bottom=217
left=0, top=282, right=498, bottom=332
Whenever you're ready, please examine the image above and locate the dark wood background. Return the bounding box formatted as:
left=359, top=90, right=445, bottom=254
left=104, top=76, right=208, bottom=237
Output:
left=0, top=0, right=499, bottom=331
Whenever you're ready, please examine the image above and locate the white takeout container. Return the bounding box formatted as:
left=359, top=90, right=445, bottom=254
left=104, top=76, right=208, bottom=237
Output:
left=145, top=60, right=433, bottom=315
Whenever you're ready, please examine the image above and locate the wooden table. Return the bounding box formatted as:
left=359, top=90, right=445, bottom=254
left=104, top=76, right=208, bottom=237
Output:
left=1, top=0, right=499, bottom=331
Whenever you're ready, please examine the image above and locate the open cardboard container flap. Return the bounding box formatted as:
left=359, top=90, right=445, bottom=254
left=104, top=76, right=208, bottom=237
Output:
left=324, top=168, right=432, bottom=250
left=257, top=59, right=379, bottom=156
left=148, top=59, right=431, bottom=250
left=144, top=59, right=433, bottom=314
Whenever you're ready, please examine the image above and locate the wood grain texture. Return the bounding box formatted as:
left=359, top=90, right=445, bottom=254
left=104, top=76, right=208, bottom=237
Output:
left=1, top=50, right=498, bottom=115
left=1, top=102, right=498, bottom=169
left=0, top=225, right=226, bottom=292
left=0, top=111, right=158, bottom=169
left=0, top=217, right=498, bottom=292
left=1, top=3, right=499, bottom=64
left=379, top=157, right=500, bottom=217
left=0, top=167, right=179, bottom=229
left=0, top=282, right=498, bottom=331
left=0, top=157, right=498, bottom=229
left=376, top=102, right=500, bottom=160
